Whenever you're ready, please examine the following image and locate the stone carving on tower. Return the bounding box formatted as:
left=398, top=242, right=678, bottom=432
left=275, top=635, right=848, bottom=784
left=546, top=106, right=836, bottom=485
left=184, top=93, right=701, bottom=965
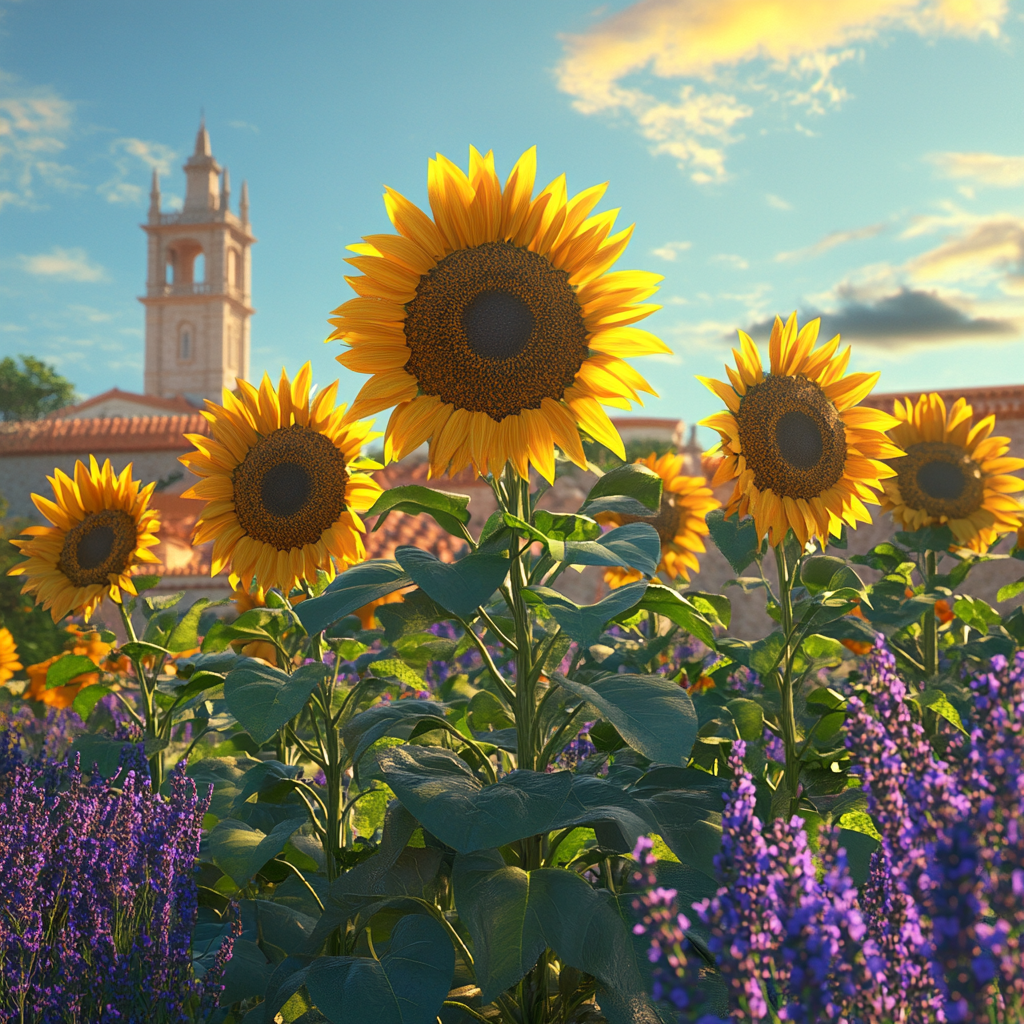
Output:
left=140, top=120, right=255, bottom=402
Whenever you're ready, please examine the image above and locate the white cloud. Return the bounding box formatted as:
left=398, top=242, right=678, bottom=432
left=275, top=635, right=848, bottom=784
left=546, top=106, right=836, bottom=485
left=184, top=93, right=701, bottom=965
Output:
left=68, top=304, right=113, bottom=323
left=927, top=151, right=1024, bottom=188
left=556, top=0, right=1009, bottom=180
left=17, top=247, right=107, bottom=282
left=652, top=239, right=692, bottom=260
left=712, top=253, right=749, bottom=270
left=766, top=193, right=792, bottom=210
left=907, top=216, right=1024, bottom=289
left=97, top=136, right=176, bottom=204
left=228, top=120, right=259, bottom=134
left=775, top=222, right=887, bottom=262
left=0, top=74, right=79, bottom=211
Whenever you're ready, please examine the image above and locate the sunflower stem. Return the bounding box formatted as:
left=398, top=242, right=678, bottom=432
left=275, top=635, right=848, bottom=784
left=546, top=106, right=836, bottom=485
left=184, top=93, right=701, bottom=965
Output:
left=923, top=548, right=938, bottom=678
left=773, top=542, right=801, bottom=818
left=117, top=600, right=163, bottom=790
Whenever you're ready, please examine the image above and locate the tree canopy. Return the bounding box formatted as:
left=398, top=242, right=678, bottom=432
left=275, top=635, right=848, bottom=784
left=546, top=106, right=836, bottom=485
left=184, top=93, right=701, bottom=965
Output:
left=0, top=355, right=77, bottom=422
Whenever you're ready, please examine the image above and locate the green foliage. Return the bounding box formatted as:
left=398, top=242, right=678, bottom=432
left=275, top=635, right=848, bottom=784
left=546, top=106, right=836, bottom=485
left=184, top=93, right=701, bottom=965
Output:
left=0, top=354, right=76, bottom=421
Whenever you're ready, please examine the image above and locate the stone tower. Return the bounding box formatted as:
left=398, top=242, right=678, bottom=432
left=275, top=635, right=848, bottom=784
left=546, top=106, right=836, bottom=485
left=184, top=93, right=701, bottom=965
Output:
left=140, top=121, right=255, bottom=401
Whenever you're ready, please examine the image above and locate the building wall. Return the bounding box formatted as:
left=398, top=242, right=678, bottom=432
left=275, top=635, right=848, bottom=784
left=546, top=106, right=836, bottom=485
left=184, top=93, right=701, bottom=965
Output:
left=0, top=451, right=194, bottom=520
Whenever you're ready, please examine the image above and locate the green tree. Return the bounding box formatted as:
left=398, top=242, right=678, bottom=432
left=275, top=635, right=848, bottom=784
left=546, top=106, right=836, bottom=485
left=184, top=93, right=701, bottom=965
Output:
left=0, top=517, right=66, bottom=667
left=0, top=355, right=77, bottom=422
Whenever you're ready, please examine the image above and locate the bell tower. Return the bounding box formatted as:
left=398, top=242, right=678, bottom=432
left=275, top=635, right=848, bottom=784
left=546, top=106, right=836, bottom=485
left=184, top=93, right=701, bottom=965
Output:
left=140, top=120, right=255, bottom=401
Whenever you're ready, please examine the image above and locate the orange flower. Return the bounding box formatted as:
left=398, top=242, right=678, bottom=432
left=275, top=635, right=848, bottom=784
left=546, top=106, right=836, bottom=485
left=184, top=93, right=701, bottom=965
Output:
left=686, top=674, right=716, bottom=695
left=0, top=627, right=23, bottom=684
left=25, top=626, right=112, bottom=708
left=355, top=590, right=406, bottom=630
left=934, top=599, right=955, bottom=625
left=841, top=639, right=873, bottom=657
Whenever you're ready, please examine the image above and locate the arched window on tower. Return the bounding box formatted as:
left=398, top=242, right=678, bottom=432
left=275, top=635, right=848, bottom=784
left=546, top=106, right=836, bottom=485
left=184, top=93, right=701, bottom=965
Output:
left=193, top=252, right=205, bottom=284
left=228, top=249, right=239, bottom=291
left=165, top=251, right=175, bottom=286
left=179, top=324, right=194, bottom=362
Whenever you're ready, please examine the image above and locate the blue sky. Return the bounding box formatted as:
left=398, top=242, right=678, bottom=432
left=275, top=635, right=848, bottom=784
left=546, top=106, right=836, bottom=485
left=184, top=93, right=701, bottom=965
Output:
left=1, top=0, right=1021, bottom=444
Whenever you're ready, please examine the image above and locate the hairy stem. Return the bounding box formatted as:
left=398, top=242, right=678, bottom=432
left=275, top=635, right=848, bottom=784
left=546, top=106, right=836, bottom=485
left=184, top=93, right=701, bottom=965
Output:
left=773, top=543, right=801, bottom=818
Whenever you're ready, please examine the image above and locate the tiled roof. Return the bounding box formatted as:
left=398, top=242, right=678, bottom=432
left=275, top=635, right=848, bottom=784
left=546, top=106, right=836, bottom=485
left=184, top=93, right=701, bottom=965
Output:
left=0, top=413, right=210, bottom=456
left=862, top=384, right=1024, bottom=420
left=47, top=388, right=199, bottom=419
left=364, top=511, right=467, bottom=562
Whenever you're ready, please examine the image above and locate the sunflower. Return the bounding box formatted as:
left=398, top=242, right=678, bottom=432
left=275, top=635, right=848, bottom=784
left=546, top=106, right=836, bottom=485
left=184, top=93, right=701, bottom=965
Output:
left=180, top=363, right=383, bottom=595
left=699, top=314, right=903, bottom=548
left=25, top=627, right=112, bottom=707
left=7, top=457, right=161, bottom=623
left=598, top=451, right=721, bottom=588
left=879, top=392, right=1024, bottom=552
left=0, top=627, right=22, bottom=684
left=329, top=146, right=669, bottom=483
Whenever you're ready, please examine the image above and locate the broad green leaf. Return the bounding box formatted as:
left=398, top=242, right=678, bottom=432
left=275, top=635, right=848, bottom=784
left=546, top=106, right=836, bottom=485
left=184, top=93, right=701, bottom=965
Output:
left=800, top=555, right=848, bottom=593
left=583, top=462, right=662, bottom=512
left=580, top=494, right=661, bottom=517
left=224, top=661, right=330, bottom=746
left=395, top=546, right=510, bottom=619
left=368, top=483, right=471, bottom=539
left=187, top=756, right=262, bottom=819
left=230, top=760, right=305, bottom=812
left=68, top=734, right=139, bottom=779
left=561, top=522, right=661, bottom=575
left=262, top=915, right=454, bottom=1024
left=684, top=591, right=731, bottom=630
left=750, top=631, right=786, bottom=676
left=342, top=699, right=451, bottom=769
left=726, top=697, right=763, bottom=741
left=551, top=671, right=698, bottom=766
left=799, top=634, right=845, bottom=664
left=453, top=849, right=650, bottom=1008
left=377, top=746, right=650, bottom=853
left=706, top=509, right=761, bottom=575
left=207, top=817, right=307, bottom=885
left=626, top=584, right=716, bottom=646
left=45, top=654, right=100, bottom=689
left=71, top=683, right=111, bottom=721
left=525, top=581, right=649, bottom=649
left=806, top=686, right=847, bottom=711
left=295, top=560, right=413, bottom=636
left=919, top=688, right=968, bottom=734
left=896, top=524, right=955, bottom=553
left=121, top=640, right=172, bottom=662
left=377, top=590, right=449, bottom=643
left=143, top=591, right=185, bottom=615
left=955, top=595, right=1002, bottom=632
left=467, top=690, right=513, bottom=732
left=533, top=509, right=602, bottom=541
left=997, top=577, right=1024, bottom=603
left=167, top=597, right=214, bottom=652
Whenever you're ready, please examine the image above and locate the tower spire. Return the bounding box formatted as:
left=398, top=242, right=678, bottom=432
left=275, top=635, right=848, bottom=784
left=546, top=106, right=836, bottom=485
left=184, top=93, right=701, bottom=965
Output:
left=221, top=166, right=230, bottom=212
left=240, top=180, right=249, bottom=225
left=148, top=168, right=161, bottom=222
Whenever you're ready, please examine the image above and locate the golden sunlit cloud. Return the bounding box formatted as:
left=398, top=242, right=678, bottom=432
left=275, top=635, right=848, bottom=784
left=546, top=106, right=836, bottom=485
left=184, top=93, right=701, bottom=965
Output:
left=557, top=0, right=1009, bottom=181
left=775, top=223, right=888, bottom=263
left=926, top=151, right=1024, bottom=188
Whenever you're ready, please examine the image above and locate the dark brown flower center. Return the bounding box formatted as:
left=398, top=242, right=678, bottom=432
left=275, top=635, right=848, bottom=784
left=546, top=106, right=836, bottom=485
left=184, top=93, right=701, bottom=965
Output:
left=736, top=374, right=847, bottom=500
left=896, top=441, right=984, bottom=520
left=233, top=425, right=349, bottom=550
left=59, top=509, right=138, bottom=587
left=403, top=241, right=589, bottom=422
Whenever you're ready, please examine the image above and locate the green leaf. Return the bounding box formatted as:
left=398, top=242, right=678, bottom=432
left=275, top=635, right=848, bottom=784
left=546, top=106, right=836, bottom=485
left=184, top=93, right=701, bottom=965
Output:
left=954, top=595, right=1002, bottom=632
left=706, top=509, right=761, bottom=575
left=552, top=671, right=698, bottom=765
left=230, top=760, right=305, bottom=812
left=627, top=584, right=716, bottom=646
left=207, top=816, right=307, bottom=885
left=806, top=686, right=847, bottom=711
left=71, top=683, right=112, bottom=721
left=525, top=581, right=649, bottom=649
left=68, top=734, right=138, bottom=779
left=45, top=654, right=100, bottom=689
left=799, top=634, right=845, bottom=665
left=166, top=597, right=213, bottom=652
left=342, top=699, right=451, bottom=769
left=684, top=592, right=731, bottom=630
left=726, top=697, right=764, bottom=741
left=583, top=462, right=663, bottom=512
left=263, top=915, right=454, bottom=1024
left=580, top=494, right=660, bottom=517
left=919, top=688, right=968, bottom=734
left=377, top=746, right=650, bottom=853
left=377, top=590, right=449, bottom=643
left=121, top=640, right=171, bottom=662
left=561, top=522, right=661, bottom=575
left=997, top=577, right=1024, bottom=603
left=188, top=756, right=262, bottom=819
left=896, top=524, right=955, bottom=553
left=224, top=661, right=330, bottom=746
left=453, top=849, right=649, bottom=1006
left=749, top=631, right=786, bottom=676
left=368, top=484, right=471, bottom=539
left=295, top=560, right=413, bottom=636
left=395, top=546, right=510, bottom=619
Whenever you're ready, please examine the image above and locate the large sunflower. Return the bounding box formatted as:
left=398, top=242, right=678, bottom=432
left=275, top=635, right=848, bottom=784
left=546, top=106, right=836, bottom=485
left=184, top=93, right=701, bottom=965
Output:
left=699, top=314, right=903, bottom=547
left=598, top=451, right=721, bottom=588
left=180, top=363, right=383, bottom=594
left=879, top=392, right=1024, bottom=552
left=0, top=627, right=22, bottom=684
left=329, top=146, right=669, bottom=482
left=7, top=457, right=161, bottom=622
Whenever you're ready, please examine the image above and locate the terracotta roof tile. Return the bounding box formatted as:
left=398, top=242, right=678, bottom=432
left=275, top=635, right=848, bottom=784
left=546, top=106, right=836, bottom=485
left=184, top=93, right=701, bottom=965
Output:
left=46, top=388, right=199, bottom=419
left=0, top=413, right=210, bottom=456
